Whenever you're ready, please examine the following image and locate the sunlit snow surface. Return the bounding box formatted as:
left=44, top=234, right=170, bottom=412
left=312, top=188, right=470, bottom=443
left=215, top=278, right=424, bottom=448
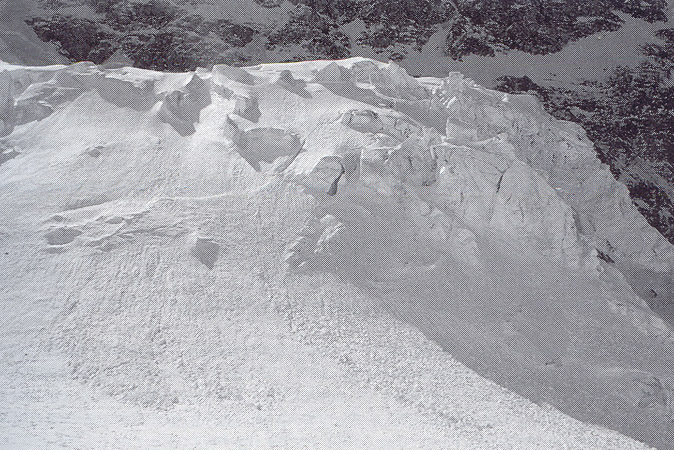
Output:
left=1, top=57, right=673, bottom=449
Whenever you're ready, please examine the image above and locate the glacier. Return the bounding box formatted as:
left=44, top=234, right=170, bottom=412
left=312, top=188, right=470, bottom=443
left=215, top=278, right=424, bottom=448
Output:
left=0, top=57, right=673, bottom=449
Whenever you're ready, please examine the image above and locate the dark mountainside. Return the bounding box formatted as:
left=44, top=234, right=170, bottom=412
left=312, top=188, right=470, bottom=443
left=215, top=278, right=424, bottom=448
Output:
left=17, top=0, right=674, bottom=246
left=495, top=29, right=674, bottom=243
left=26, top=0, right=669, bottom=68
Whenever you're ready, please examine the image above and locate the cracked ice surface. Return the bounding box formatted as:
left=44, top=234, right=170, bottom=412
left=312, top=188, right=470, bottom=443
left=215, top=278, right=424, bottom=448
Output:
left=0, top=57, right=673, bottom=449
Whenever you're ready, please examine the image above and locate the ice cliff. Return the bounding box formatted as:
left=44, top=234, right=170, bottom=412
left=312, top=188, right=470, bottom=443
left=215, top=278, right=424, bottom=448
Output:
left=1, top=57, right=673, bottom=449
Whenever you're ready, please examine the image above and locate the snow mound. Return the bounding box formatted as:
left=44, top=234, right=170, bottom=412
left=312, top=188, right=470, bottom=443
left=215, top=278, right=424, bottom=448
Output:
left=212, top=63, right=256, bottom=85
left=1, top=57, right=673, bottom=449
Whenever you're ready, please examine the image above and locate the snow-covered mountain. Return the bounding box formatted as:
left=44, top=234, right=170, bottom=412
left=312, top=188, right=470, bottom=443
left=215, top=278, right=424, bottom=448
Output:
left=12, top=0, right=672, bottom=82
left=13, top=0, right=674, bottom=251
left=1, top=57, right=674, bottom=449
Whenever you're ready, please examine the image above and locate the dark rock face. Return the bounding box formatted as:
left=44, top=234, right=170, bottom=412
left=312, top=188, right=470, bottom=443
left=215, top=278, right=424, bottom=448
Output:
left=495, top=49, right=674, bottom=245
left=265, top=7, right=352, bottom=60
left=27, top=0, right=669, bottom=69
left=26, top=15, right=117, bottom=64
left=445, top=0, right=667, bottom=59
left=261, top=0, right=668, bottom=61
left=27, top=0, right=259, bottom=71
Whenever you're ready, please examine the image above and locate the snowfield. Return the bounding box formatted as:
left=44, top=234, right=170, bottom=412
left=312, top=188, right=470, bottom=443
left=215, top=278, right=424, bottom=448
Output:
left=0, top=57, right=673, bottom=449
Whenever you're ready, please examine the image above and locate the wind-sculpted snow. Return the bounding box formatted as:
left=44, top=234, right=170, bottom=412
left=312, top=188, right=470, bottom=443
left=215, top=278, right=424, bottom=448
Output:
left=224, top=117, right=303, bottom=173
left=157, top=73, right=211, bottom=136
left=1, top=57, right=673, bottom=449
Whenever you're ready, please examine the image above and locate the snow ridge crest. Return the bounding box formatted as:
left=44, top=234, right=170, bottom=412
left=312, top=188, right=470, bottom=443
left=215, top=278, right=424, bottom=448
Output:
left=1, top=57, right=672, bottom=290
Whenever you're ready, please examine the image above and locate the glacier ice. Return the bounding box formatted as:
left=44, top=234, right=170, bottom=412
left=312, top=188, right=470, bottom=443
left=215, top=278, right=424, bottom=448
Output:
left=0, top=57, right=673, bottom=449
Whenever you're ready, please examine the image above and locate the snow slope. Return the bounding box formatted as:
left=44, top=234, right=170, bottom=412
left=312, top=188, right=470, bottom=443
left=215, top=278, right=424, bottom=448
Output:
left=0, top=0, right=67, bottom=66
left=0, top=57, right=673, bottom=449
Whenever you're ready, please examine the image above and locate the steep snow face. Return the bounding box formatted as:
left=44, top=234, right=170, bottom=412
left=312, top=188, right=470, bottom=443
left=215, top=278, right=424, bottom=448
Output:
left=0, top=57, right=673, bottom=449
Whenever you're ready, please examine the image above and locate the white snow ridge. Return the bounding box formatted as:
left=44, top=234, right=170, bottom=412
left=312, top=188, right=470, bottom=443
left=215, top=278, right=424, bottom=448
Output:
left=1, top=57, right=673, bottom=449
